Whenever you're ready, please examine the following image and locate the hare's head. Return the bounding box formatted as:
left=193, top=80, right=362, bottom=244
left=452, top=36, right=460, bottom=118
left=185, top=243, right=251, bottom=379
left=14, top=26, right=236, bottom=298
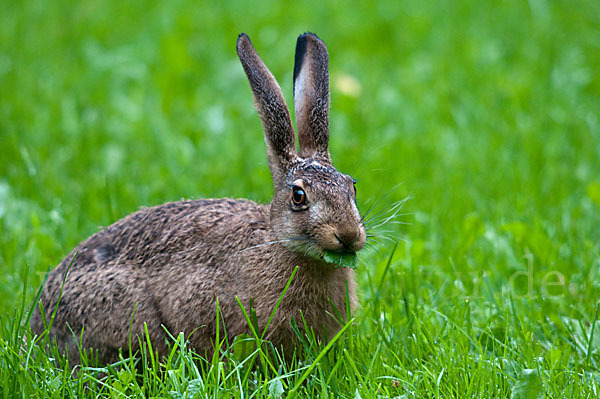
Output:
left=237, top=33, right=365, bottom=258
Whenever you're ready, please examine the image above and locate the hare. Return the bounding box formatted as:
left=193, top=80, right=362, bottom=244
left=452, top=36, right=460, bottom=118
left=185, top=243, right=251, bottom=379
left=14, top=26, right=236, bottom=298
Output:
left=30, top=32, right=366, bottom=365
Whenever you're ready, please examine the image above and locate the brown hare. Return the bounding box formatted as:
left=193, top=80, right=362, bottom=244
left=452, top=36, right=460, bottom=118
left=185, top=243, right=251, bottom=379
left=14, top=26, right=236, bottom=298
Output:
left=31, top=32, right=366, bottom=364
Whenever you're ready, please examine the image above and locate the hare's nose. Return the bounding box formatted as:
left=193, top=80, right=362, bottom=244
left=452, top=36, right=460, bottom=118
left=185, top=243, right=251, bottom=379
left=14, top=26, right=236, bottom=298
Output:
left=334, top=226, right=365, bottom=252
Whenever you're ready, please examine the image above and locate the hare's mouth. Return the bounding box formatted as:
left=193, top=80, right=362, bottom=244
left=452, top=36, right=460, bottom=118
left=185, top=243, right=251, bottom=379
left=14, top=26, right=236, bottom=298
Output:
left=321, top=250, right=359, bottom=269
left=276, top=233, right=363, bottom=263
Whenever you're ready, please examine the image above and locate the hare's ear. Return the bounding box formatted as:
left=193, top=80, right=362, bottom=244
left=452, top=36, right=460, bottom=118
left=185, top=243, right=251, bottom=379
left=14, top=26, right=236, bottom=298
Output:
left=293, top=33, right=330, bottom=163
left=237, top=33, right=297, bottom=182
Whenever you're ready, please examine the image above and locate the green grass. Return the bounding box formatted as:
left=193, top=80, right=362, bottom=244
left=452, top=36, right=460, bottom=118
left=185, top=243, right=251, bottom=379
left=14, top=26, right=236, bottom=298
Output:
left=1, top=0, right=600, bottom=397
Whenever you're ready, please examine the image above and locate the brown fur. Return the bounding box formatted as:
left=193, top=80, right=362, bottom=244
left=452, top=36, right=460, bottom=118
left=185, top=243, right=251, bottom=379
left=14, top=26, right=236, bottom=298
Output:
left=31, top=32, right=366, bottom=365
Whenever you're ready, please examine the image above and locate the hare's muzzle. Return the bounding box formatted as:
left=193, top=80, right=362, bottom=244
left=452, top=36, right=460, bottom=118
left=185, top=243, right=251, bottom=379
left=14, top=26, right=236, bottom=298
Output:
left=333, top=224, right=366, bottom=253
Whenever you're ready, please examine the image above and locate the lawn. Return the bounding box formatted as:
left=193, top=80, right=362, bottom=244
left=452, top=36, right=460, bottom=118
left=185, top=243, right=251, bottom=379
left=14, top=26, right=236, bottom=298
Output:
left=1, top=0, right=600, bottom=397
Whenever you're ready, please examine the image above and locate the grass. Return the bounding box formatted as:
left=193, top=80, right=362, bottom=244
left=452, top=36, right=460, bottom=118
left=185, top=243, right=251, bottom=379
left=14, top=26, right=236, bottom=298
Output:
left=1, top=0, right=600, bottom=397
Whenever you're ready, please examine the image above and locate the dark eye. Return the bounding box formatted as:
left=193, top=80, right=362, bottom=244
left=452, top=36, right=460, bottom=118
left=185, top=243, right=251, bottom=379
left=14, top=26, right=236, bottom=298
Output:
left=292, top=186, right=307, bottom=206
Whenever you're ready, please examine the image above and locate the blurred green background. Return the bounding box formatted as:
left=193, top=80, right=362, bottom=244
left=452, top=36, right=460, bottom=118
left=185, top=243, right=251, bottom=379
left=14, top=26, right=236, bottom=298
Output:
left=1, top=0, right=600, bottom=394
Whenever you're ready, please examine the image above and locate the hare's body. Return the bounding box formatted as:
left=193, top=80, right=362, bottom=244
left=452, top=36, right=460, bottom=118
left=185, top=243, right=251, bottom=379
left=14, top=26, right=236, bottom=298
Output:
left=32, top=33, right=366, bottom=364
left=32, top=199, right=354, bottom=364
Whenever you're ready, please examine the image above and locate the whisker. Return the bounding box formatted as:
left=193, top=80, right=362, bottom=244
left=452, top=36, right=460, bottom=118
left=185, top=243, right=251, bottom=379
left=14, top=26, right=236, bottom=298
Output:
left=365, top=218, right=412, bottom=231
left=366, top=220, right=411, bottom=227
left=370, top=228, right=402, bottom=238
left=363, top=200, right=411, bottom=231
left=362, top=240, right=388, bottom=253
left=362, top=197, right=410, bottom=225
left=363, top=202, right=409, bottom=221
left=368, top=235, right=397, bottom=243
left=360, top=197, right=384, bottom=222
left=359, top=182, right=405, bottom=221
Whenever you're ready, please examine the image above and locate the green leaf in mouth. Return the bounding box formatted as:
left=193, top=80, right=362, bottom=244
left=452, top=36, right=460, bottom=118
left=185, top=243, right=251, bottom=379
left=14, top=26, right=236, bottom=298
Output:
left=322, top=251, right=359, bottom=269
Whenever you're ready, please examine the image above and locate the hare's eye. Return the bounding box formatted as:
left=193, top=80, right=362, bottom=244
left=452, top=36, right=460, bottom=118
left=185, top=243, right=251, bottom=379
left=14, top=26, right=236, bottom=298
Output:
left=292, top=186, right=307, bottom=206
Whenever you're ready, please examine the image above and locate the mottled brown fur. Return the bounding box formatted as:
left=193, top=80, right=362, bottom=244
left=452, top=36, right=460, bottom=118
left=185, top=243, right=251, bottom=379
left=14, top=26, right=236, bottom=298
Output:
left=31, top=32, right=366, bottom=364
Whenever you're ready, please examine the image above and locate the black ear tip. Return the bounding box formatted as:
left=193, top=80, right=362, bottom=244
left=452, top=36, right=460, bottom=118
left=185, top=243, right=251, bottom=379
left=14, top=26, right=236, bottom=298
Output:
left=296, top=32, right=327, bottom=56
left=298, top=32, right=320, bottom=41
left=237, top=33, right=252, bottom=52
left=294, top=35, right=310, bottom=84
left=297, top=32, right=326, bottom=48
left=294, top=32, right=328, bottom=85
left=236, top=33, right=257, bottom=59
